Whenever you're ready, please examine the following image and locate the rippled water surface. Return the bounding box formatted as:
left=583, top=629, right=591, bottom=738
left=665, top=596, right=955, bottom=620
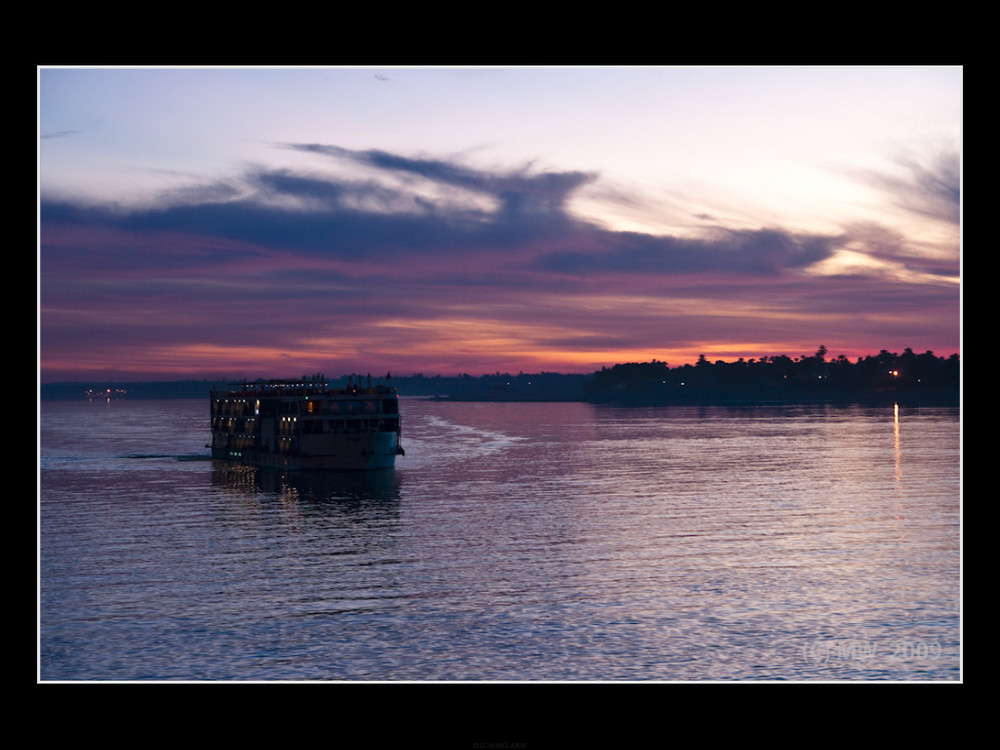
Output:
left=39, top=398, right=961, bottom=681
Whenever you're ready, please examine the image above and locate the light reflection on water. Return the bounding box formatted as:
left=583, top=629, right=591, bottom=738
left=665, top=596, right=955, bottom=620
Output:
left=39, top=398, right=960, bottom=681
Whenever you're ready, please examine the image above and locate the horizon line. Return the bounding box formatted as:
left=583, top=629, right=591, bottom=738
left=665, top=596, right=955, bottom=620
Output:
left=38, top=346, right=962, bottom=386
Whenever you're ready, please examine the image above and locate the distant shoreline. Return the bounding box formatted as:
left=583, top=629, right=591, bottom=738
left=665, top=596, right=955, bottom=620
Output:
left=39, top=349, right=961, bottom=406
left=40, top=380, right=958, bottom=408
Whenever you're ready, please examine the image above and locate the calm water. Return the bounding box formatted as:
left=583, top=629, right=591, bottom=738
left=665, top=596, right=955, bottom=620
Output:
left=39, top=398, right=961, bottom=681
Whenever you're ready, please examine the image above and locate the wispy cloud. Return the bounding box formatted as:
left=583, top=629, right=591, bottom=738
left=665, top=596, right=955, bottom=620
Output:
left=859, top=149, right=961, bottom=226
left=39, top=143, right=960, bottom=379
left=40, top=129, right=80, bottom=140
left=41, top=144, right=848, bottom=270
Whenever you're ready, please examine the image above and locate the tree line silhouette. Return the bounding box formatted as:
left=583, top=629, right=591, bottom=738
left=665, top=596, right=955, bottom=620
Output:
left=367, top=346, right=959, bottom=404
left=585, top=347, right=959, bottom=404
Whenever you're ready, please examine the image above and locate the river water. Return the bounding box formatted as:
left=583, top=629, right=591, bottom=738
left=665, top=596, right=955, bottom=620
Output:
left=39, top=397, right=961, bottom=681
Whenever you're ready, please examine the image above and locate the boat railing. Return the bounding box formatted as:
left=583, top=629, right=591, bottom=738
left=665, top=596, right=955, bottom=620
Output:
left=212, top=381, right=397, bottom=399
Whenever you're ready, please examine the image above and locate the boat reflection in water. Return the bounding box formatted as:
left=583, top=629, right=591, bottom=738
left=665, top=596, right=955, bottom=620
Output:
left=211, top=462, right=402, bottom=508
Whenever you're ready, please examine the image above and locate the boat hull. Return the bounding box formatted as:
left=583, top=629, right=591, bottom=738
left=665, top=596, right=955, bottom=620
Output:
left=212, top=430, right=402, bottom=471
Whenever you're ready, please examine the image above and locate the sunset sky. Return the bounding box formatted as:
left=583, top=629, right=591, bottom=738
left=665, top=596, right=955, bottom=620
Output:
left=38, top=66, right=961, bottom=382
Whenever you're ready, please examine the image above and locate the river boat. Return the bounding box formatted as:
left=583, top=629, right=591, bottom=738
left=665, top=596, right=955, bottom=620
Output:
left=210, top=376, right=404, bottom=470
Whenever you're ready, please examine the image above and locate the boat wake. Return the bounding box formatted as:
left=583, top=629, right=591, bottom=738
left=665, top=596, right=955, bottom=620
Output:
left=41, top=453, right=213, bottom=470
left=407, top=415, right=527, bottom=465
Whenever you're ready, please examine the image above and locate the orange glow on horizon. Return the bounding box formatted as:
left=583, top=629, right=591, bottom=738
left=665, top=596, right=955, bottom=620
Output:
left=40, top=309, right=958, bottom=382
left=39, top=341, right=958, bottom=383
